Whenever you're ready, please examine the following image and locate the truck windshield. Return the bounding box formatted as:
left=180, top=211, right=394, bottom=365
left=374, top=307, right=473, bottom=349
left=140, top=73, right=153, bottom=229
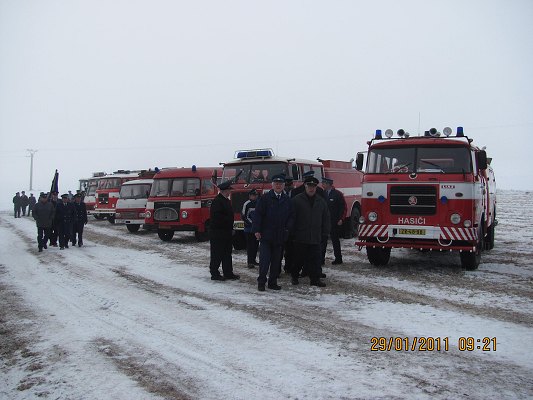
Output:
left=120, top=184, right=152, bottom=199
left=97, top=178, right=122, bottom=189
left=366, top=146, right=472, bottom=174
left=150, top=178, right=201, bottom=197
left=222, top=162, right=288, bottom=183
left=87, top=182, right=97, bottom=196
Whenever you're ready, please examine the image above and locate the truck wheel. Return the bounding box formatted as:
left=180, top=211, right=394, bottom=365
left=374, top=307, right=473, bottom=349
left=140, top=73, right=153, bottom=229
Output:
left=232, top=231, right=247, bottom=250
left=461, top=225, right=483, bottom=270
left=158, top=230, right=174, bottom=242
left=107, top=216, right=115, bottom=224
left=345, top=206, right=361, bottom=239
left=366, top=246, right=391, bottom=266
left=484, top=211, right=496, bottom=250
left=94, top=215, right=105, bottom=220
left=127, top=224, right=140, bottom=233
left=195, top=222, right=210, bottom=242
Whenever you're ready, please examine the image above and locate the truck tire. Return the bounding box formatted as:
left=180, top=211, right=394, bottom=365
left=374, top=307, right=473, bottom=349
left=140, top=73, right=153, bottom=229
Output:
left=461, top=224, right=483, bottom=270
left=366, top=246, right=391, bottom=266
left=484, top=211, right=496, bottom=250
left=94, top=214, right=105, bottom=220
left=107, top=215, right=115, bottom=224
left=195, top=222, right=210, bottom=242
left=232, top=231, right=246, bottom=250
left=344, top=206, right=361, bottom=239
left=158, top=230, right=174, bottom=242
left=126, top=224, right=140, bottom=233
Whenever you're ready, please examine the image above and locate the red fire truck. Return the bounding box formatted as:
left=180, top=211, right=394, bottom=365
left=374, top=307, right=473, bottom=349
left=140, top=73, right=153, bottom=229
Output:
left=93, top=170, right=156, bottom=223
left=219, top=149, right=363, bottom=249
left=355, top=127, right=497, bottom=270
left=84, top=172, right=106, bottom=219
left=145, top=166, right=221, bottom=242
left=115, top=178, right=154, bottom=233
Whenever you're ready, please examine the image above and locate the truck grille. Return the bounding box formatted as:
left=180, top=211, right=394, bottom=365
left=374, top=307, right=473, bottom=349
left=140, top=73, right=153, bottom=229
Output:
left=98, top=193, right=109, bottom=204
left=119, top=211, right=137, bottom=219
left=154, top=202, right=180, bottom=221
left=390, top=186, right=436, bottom=215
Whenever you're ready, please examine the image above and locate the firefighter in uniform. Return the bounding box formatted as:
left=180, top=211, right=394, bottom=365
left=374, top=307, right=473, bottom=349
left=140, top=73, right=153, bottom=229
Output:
left=252, top=174, right=293, bottom=291
left=32, top=192, right=55, bottom=252
left=55, top=194, right=77, bottom=249
left=321, top=177, right=346, bottom=265
left=209, top=180, right=239, bottom=281
left=72, top=193, right=88, bottom=247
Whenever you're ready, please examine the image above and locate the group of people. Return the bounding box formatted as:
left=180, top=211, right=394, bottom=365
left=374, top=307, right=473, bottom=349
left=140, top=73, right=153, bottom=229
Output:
left=209, top=171, right=346, bottom=291
left=12, top=191, right=36, bottom=218
left=30, top=191, right=88, bottom=252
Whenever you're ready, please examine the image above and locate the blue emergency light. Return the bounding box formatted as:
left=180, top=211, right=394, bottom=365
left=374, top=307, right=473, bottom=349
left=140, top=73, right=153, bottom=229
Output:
left=456, top=127, right=464, bottom=137
left=375, top=129, right=382, bottom=139
left=236, top=149, right=274, bottom=159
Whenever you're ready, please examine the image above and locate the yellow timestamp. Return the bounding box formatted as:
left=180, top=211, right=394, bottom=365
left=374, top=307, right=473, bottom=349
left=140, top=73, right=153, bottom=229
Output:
left=370, top=337, right=497, bottom=352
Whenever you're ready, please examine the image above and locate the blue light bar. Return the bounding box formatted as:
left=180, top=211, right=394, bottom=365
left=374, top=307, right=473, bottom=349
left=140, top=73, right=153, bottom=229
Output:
left=236, top=149, right=274, bottom=159
left=456, top=126, right=464, bottom=137
left=375, top=129, right=382, bottom=139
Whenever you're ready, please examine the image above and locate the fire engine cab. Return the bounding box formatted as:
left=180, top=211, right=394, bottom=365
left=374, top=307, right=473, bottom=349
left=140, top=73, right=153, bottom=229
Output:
left=84, top=172, right=106, bottom=219
left=219, top=149, right=363, bottom=250
left=93, top=170, right=155, bottom=223
left=355, top=127, right=497, bottom=270
left=145, top=166, right=221, bottom=242
left=115, top=178, right=154, bottom=233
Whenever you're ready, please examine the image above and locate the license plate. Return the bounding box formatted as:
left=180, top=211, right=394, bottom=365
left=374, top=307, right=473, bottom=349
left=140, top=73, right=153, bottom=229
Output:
left=399, top=228, right=426, bottom=235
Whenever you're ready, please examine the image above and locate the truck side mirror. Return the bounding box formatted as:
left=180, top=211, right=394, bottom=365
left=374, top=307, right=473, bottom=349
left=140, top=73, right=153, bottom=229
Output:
left=476, top=150, right=487, bottom=170
left=355, top=153, right=364, bottom=171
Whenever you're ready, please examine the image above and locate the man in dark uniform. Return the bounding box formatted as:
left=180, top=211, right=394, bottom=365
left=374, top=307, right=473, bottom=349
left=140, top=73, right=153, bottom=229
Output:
left=252, top=174, right=293, bottom=291
left=55, top=193, right=77, bottom=250
left=209, top=180, right=239, bottom=281
left=28, top=193, right=37, bottom=216
left=72, top=193, right=88, bottom=247
left=48, top=191, right=59, bottom=246
left=291, top=176, right=330, bottom=287
left=20, top=191, right=29, bottom=216
left=13, top=192, right=21, bottom=218
left=32, top=192, right=54, bottom=252
left=321, top=177, right=346, bottom=265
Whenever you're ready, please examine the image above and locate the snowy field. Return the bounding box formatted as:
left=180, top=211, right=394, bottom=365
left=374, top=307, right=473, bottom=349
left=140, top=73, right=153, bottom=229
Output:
left=1, top=190, right=532, bottom=399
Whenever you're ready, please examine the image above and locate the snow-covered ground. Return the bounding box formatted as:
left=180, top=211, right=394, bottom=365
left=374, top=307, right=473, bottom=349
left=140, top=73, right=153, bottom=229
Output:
left=1, top=190, right=532, bottom=399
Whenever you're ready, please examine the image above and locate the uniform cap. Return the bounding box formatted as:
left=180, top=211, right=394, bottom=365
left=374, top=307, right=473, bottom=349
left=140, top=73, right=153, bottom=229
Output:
left=304, top=176, right=319, bottom=186
left=322, top=177, right=333, bottom=184
left=61, top=193, right=69, bottom=198
left=248, top=189, right=258, bottom=195
left=302, top=170, right=315, bottom=178
left=271, top=174, right=285, bottom=182
left=217, top=180, right=233, bottom=190
left=39, top=192, right=47, bottom=198
left=284, top=177, right=294, bottom=183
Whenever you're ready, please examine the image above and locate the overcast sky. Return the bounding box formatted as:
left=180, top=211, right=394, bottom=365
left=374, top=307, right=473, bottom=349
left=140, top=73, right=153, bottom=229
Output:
left=1, top=0, right=532, bottom=201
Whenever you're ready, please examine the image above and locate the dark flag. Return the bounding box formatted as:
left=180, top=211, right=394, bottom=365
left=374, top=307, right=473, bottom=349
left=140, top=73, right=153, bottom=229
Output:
left=48, top=170, right=59, bottom=200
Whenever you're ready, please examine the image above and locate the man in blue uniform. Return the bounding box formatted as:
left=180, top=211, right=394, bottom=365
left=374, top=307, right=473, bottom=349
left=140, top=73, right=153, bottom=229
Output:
left=252, top=174, right=293, bottom=291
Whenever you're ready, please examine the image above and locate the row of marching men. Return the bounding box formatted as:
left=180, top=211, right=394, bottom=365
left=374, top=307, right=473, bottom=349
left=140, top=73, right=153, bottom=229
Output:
left=31, top=192, right=88, bottom=252
left=208, top=171, right=346, bottom=291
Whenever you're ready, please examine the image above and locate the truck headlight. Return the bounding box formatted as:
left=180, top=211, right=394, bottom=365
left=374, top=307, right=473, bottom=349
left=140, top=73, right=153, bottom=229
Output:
left=359, top=216, right=365, bottom=224
left=368, top=212, right=378, bottom=222
left=450, top=213, right=461, bottom=224
left=463, top=220, right=472, bottom=228
left=145, top=211, right=151, bottom=218
left=181, top=211, right=188, bottom=219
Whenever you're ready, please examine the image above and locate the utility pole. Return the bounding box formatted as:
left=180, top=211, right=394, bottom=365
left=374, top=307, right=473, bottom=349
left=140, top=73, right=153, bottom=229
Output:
left=27, top=149, right=38, bottom=190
